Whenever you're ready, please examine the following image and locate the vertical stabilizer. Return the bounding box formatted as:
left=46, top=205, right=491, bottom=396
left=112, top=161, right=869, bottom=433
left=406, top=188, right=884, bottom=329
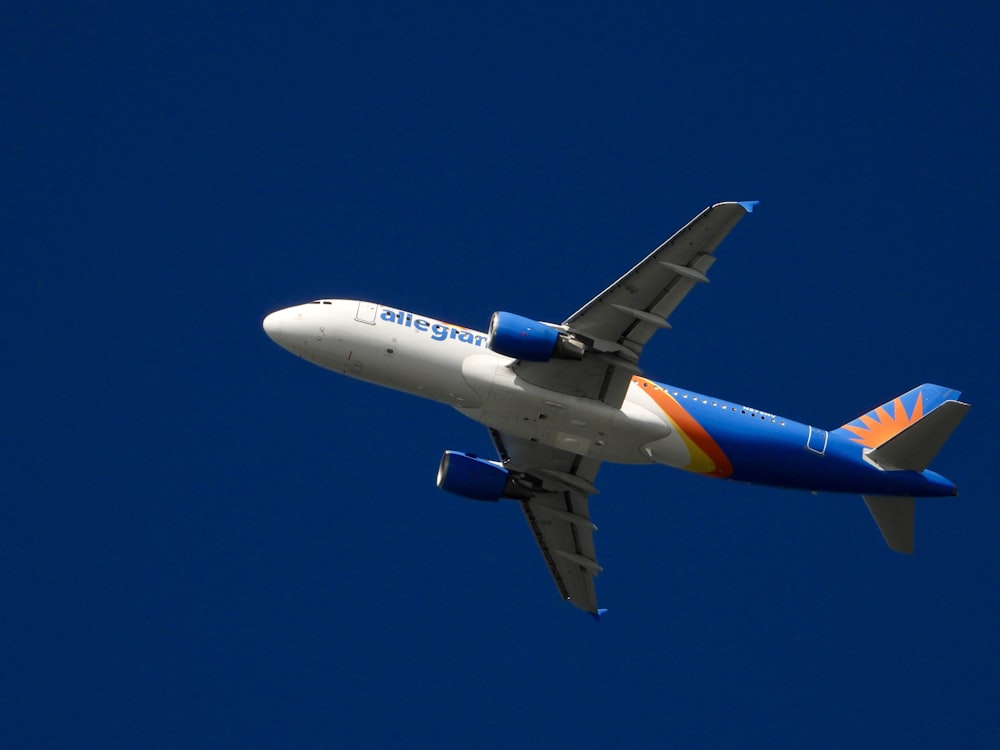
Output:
left=834, top=383, right=962, bottom=451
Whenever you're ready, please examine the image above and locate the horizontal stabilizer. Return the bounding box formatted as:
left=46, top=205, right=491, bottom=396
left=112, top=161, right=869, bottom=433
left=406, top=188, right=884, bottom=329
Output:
left=863, top=495, right=915, bottom=554
left=869, top=400, right=971, bottom=471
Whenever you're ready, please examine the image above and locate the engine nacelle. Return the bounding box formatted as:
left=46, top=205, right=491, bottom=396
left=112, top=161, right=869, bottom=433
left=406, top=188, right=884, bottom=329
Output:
left=436, top=451, right=510, bottom=501
left=487, top=311, right=585, bottom=362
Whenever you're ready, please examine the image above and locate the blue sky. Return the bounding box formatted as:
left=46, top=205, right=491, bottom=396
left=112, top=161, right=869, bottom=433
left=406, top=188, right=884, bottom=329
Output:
left=5, top=3, right=998, bottom=747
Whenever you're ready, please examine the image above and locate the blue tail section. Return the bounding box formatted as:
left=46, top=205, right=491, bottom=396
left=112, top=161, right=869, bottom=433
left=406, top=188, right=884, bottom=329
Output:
left=832, top=383, right=962, bottom=451
left=831, top=384, right=970, bottom=555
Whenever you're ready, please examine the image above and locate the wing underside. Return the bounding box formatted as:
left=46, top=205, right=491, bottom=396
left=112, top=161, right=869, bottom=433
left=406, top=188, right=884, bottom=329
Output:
left=513, top=201, right=754, bottom=408
left=483, top=203, right=755, bottom=614
left=565, top=201, right=755, bottom=355
left=492, top=431, right=604, bottom=615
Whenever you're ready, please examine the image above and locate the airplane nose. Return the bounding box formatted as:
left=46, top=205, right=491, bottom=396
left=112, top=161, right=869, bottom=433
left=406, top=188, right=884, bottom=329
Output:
left=262, top=305, right=318, bottom=356
left=262, top=310, right=283, bottom=342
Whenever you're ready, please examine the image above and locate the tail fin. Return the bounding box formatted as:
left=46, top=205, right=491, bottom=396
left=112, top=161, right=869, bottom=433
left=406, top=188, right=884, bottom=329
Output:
left=836, top=385, right=970, bottom=554
left=834, top=383, right=963, bottom=452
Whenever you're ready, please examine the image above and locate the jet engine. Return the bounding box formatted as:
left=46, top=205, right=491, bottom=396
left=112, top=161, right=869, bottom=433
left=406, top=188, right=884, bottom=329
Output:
left=436, top=451, right=532, bottom=501
left=487, top=311, right=585, bottom=362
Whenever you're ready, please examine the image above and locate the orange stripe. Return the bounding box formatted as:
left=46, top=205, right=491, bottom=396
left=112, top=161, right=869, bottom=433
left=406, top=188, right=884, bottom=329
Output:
left=637, top=378, right=733, bottom=478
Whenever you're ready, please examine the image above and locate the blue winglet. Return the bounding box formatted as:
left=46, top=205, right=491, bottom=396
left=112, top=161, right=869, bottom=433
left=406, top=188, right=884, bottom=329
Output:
left=737, top=200, right=759, bottom=213
left=589, top=608, right=609, bottom=622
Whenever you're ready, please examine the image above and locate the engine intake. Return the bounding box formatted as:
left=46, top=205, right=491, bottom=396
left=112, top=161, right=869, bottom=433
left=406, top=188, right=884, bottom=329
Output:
left=488, top=311, right=585, bottom=362
left=437, top=451, right=509, bottom=501
left=436, top=451, right=535, bottom=501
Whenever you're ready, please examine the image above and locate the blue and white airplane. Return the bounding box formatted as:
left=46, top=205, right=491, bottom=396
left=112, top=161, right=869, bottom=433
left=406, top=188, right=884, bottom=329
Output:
left=263, top=202, right=969, bottom=617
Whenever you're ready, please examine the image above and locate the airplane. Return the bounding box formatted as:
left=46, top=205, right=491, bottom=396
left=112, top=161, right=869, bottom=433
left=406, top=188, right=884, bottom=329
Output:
left=262, top=201, right=969, bottom=618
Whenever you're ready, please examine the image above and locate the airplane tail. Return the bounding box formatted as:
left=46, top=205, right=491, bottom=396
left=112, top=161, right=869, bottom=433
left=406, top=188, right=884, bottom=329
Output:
left=832, top=384, right=970, bottom=554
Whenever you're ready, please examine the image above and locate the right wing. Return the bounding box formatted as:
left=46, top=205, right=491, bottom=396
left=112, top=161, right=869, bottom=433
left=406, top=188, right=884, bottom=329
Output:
left=491, top=430, right=605, bottom=617
left=514, top=201, right=756, bottom=407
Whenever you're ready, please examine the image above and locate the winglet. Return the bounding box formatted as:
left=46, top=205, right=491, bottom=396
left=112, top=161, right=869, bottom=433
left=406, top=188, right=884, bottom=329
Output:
left=589, top=608, right=609, bottom=622
left=737, top=200, right=759, bottom=213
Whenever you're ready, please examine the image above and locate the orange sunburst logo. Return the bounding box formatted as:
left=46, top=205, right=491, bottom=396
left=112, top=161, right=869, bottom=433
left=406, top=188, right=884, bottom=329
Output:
left=842, top=393, right=924, bottom=448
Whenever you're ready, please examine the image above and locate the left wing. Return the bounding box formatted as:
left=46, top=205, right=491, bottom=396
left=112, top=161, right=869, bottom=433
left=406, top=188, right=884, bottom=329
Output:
left=492, top=430, right=605, bottom=617
left=515, top=201, right=755, bottom=407
left=564, top=201, right=756, bottom=357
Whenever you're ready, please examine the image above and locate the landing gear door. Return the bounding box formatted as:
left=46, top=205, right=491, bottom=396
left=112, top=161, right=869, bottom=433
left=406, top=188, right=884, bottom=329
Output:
left=356, top=301, right=377, bottom=324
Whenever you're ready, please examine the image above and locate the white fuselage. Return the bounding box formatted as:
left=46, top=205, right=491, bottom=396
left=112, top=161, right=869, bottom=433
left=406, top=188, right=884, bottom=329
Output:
left=263, top=300, right=686, bottom=467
